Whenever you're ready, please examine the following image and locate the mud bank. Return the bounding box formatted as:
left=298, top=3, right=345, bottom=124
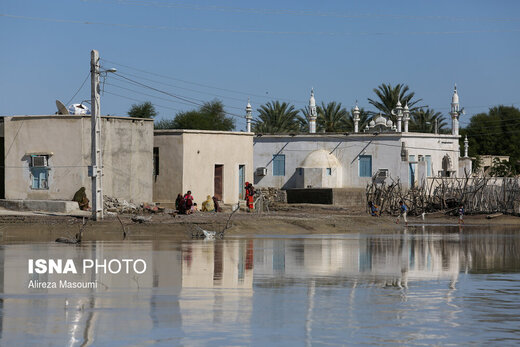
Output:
left=0, top=204, right=518, bottom=242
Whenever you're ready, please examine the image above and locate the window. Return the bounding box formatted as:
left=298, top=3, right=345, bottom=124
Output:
left=359, top=155, right=372, bottom=177
left=298, top=168, right=303, bottom=175
left=30, top=155, right=49, bottom=189
left=153, top=147, right=159, bottom=176
left=273, top=154, right=285, bottom=176
left=326, top=168, right=332, bottom=176
left=425, top=155, right=432, bottom=177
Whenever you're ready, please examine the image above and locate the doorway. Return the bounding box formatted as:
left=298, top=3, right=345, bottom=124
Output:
left=214, top=165, right=223, bottom=201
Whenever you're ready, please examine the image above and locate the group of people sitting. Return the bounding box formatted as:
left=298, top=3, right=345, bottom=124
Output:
left=175, top=191, right=221, bottom=215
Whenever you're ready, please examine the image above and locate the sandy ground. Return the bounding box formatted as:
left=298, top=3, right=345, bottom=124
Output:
left=0, top=204, right=518, bottom=241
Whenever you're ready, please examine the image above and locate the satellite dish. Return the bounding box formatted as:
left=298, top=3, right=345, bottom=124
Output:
left=56, top=100, right=70, bottom=115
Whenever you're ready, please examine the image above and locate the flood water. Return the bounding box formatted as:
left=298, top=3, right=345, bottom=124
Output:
left=0, top=225, right=519, bottom=346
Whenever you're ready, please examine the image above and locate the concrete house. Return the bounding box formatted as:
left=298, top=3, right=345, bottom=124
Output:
left=153, top=129, right=253, bottom=207
left=0, top=115, right=154, bottom=208
left=253, top=87, right=472, bottom=194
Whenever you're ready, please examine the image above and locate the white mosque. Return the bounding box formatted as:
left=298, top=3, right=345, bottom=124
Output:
left=252, top=86, right=472, bottom=191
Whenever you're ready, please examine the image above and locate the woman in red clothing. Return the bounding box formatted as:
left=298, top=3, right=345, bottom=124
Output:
left=244, top=182, right=255, bottom=212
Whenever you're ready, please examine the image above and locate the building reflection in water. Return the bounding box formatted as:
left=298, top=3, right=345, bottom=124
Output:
left=0, top=230, right=518, bottom=345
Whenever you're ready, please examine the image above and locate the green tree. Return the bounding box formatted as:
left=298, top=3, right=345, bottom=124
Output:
left=128, top=101, right=157, bottom=119
left=155, top=100, right=235, bottom=131
left=316, top=101, right=349, bottom=132
left=463, top=106, right=520, bottom=173
left=409, top=108, right=448, bottom=133
left=489, top=157, right=516, bottom=177
left=253, top=101, right=301, bottom=133
left=367, top=83, right=423, bottom=122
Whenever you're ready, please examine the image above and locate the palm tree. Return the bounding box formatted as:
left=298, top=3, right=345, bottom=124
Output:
left=346, top=107, right=371, bottom=132
left=252, top=101, right=301, bottom=133
left=316, top=101, right=349, bottom=132
left=367, top=83, right=423, bottom=122
left=409, top=108, right=447, bottom=133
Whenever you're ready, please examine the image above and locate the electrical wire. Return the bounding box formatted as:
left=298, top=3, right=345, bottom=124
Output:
left=65, top=72, right=90, bottom=106
left=106, top=74, right=245, bottom=111
left=4, top=14, right=519, bottom=36
left=84, top=0, right=520, bottom=23
left=103, top=90, right=183, bottom=113
left=101, top=58, right=307, bottom=104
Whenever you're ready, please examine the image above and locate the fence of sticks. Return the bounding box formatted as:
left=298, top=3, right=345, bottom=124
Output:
left=366, top=175, right=520, bottom=216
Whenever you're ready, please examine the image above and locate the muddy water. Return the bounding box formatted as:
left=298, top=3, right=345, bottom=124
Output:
left=0, top=225, right=518, bottom=346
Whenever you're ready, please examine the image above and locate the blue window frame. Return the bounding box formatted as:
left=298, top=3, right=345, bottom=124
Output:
left=359, top=155, right=372, bottom=177
left=31, top=167, right=49, bottom=189
left=273, top=154, right=285, bottom=176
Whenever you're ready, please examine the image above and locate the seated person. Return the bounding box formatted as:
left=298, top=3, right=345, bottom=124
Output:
left=202, top=195, right=215, bottom=212
left=368, top=201, right=380, bottom=216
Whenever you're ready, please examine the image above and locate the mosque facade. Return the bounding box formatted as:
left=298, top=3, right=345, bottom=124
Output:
left=253, top=86, right=472, bottom=190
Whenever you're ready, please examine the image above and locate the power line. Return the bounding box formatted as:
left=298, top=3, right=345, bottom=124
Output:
left=112, top=70, right=252, bottom=104
left=107, top=74, right=245, bottom=119
left=103, top=90, right=183, bottom=114
left=85, top=0, right=520, bottom=23
left=107, top=74, right=245, bottom=111
left=101, top=58, right=307, bottom=104
left=3, top=13, right=520, bottom=36
left=65, top=72, right=90, bottom=105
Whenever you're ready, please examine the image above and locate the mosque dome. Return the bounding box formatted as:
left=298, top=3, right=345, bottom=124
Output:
left=369, top=120, right=376, bottom=127
left=386, top=119, right=393, bottom=127
left=301, top=150, right=341, bottom=168
left=375, top=114, right=387, bottom=126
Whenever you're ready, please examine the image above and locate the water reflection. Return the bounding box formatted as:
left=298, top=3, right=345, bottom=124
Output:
left=0, top=228, right=518, bottom=345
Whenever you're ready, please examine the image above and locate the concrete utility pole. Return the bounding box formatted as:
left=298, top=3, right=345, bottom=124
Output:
left=90, top=49, right=103, bottom=220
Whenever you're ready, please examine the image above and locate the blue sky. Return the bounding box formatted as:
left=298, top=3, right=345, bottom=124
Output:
left=1, top=0, right=519, bottom=131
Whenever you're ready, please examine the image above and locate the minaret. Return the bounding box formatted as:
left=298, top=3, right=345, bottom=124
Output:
left=353, top=102, right=360, bottom=133
left=450, top=84, right=460, bottom=135
left=403, top=103, right=410, bottom=133
left=464, top=135, right=469, bottom=157
left=245, top=98, right=252, bottom=132
left=395, top=99, right=403, bottom=132
left=308, top=88, right=317, bottom=133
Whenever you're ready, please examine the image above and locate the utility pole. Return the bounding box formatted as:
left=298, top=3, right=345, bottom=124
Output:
left=90, top=49, right=103, bottom=220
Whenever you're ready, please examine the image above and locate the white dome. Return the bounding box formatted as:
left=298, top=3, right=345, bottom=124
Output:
left=301, top=150, right=341, bottom=168
left=375, top=114, right=387, bottom=126
left=387, top=119, right=393, bottom=127
left=369, top=120, right=376, bottom=127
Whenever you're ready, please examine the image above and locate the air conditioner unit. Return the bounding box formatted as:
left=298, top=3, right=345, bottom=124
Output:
left=31, top=156, right=47, bottom=167
left=256, top=167, right=267, bottom=176
left=377, top=169, right=389, bottom=178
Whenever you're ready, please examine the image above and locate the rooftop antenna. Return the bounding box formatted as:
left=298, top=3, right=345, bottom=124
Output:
left=55, top=100, right=70, bottom=115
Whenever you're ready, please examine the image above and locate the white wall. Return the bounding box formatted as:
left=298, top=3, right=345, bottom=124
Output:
left=253, top=133, right=461, bottom=189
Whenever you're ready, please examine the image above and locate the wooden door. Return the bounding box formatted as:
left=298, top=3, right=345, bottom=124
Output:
left=214, top=165, right=223, bottom=200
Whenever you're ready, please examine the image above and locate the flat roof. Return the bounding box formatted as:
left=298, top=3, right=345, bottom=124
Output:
left=154, top=129, right=254, bottom=136
left=1, top=115, right=154, bottom=121
left=254, top=132, right=460, bottom=139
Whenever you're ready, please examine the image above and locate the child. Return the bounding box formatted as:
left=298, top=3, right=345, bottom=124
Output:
left=396, top=200, right=408, bottom=226
left=458, top=204, right=465, bottom=225
left=368, top=201, right=380, bottom=216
